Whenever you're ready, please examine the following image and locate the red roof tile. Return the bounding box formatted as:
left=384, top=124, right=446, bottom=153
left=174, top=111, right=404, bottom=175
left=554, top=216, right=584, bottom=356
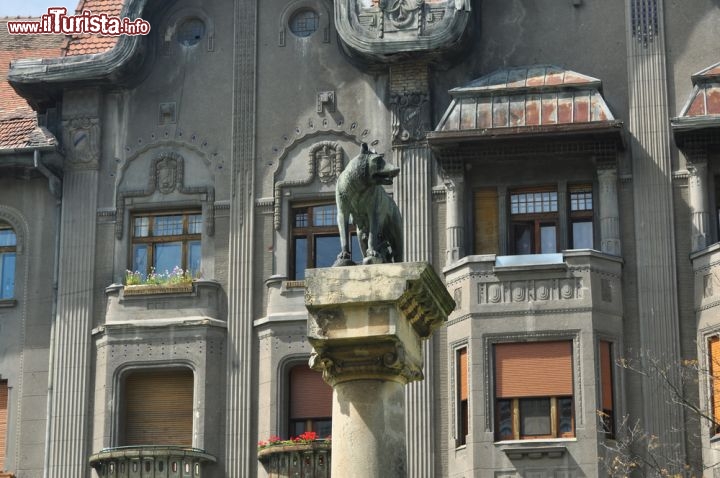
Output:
left=0, top=18, right=64, bottom=149
left=64, top=0, right=124, bottom=56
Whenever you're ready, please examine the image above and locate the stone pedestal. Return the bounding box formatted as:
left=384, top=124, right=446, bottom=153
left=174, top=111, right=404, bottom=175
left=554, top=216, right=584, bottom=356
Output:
left=305, top=263, right=454, bottom=478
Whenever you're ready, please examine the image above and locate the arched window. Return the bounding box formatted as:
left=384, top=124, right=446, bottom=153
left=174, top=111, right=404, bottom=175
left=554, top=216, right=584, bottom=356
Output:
left=0, top=222, right=16, bottom=300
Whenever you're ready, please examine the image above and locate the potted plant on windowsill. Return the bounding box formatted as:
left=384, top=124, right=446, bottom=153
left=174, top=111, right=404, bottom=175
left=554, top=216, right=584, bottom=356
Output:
left=257, top=431, right=331, bottom=457
left=123, top=266, right=195, bottom=296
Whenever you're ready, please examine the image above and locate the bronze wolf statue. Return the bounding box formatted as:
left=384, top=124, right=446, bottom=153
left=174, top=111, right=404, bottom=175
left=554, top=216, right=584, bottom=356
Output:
left=334, top=143, right=403, bottom=265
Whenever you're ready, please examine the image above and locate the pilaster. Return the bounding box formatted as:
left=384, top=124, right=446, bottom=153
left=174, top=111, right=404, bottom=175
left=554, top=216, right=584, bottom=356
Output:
left=225, top=0, right=257, bottom=475
left=626, top=0, right=685, bottom=466
left=46, top=89, right=101, bottom=478
left=389, top=62, right=436, bottom=478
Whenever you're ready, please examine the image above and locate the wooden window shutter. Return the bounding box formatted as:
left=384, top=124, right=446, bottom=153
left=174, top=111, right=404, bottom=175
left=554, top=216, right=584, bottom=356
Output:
left=290, top=365, right=332, bottom=419
left=123, top=369, right=193, bottom=446
left=710, top=337, right=720, bottom=432
left=599, top=341, right=613, bottom=411
left=495, top=341, right=573, bottom=398
left=474, top=188, right=499, bottom=254
left=0, top=380, right=7, bottom=471
left=458, top=348, right=468, bottom=401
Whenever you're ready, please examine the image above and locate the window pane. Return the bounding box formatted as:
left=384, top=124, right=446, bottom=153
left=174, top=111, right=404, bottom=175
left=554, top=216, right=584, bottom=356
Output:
left=292, top=421, right=307, bottom=436
left=572, top=221, right=593, bottom=249
left=154, top=242, right=182, bottom=274
left=312, top=205, right=337, bottom=227
left=188, top=214, right=203, bottom=234
left=314, top=419, right=332, bottom=438
left=0, top=228, right=16, bottom=246
left=295, top=210, right=308, bottom=228
left=153, top=216, right=183, bottom=236
left=315, top=235, right=339, bottom=269
left=540, top=224, right=557, bottom=253
left=350, top=233, right=364, bottom=263
left=133, top=217, right=149, bottom=237
left=570, top=190, right=592, bottom=211
left=188, top=241, right=201, bottom=276
left=558, top=398, right=574, bottom=435
left=514, top=224, right=532, bottom=254
left=0, top=253, right=15, bottom=299
left=294, top=237, right=307, bottom=280
left=497, top=399, right=513, bottom=440
left=520, top=398, right=551, bottom=436
left=132, top=244, right=148, bottom=276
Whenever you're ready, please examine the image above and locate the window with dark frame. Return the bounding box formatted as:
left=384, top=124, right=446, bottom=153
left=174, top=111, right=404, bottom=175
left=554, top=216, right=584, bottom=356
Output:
left=121, top=369, right=194, bottom=447
left=131, top=211, right=202, bottom=277
left=598, top=340, right=615, bottom=439
left=0, top=222, right=16, bottom=300
left=494, top=341, right=575, bottom=441
left=509, top=187, right=559, bottom=255
left=291, top=203, right=362, bottom=280
left=569, top=185, right=594, bottom=249
left=289, top=364, right=332, bottom=438
left=457, top=347, right=469, bottom=446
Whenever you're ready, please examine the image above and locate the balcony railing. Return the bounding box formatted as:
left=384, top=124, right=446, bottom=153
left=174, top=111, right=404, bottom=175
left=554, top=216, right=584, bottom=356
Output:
left=257, top=442, right=331, bottom=478
left=89, top=446, right=216, bottom=478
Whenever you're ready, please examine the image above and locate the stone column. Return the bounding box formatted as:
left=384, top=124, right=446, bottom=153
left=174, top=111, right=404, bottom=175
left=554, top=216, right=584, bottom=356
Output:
left=305, top=263, right=454, bottom=478
left=688, top=162, right=710, bottom=252
left=444, top=174, right=465, bottom=266
left=597, top=166, right=621, bottom=255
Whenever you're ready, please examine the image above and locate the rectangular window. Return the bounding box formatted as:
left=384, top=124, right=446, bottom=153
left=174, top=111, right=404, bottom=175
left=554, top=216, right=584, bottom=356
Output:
left=0, top=223, right=16, bottom=300
left=598, top=340, right=615, bottom=438
left=289, top=364, right=333, bottom=438
left=494, top=341, right=574, bottom=440
left=0, top=380, right=7, bottom=471
left=709, top=337, right=720, bottom=435
left=121, top=369, right=194, bottom=446
left=569, top=185, right=594, bottom=249
left=291, top=203, right=361, bottom=280
left=131, top=211, right=201, bottom=277
left=509, top=188, right=558, bottom=254
left=456, top=347, right=469, bottom=446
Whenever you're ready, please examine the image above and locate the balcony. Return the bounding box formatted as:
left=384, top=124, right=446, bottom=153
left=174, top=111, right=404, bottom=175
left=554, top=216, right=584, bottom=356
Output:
left=104, top=280, right=226, bottom=326
left=89, top=446, right=216, bottom=478
left=257, top=442, right=331, bottom=478
left=443, top=250, right=623, bottom=319
left=254, top=276, right=307, bottom=326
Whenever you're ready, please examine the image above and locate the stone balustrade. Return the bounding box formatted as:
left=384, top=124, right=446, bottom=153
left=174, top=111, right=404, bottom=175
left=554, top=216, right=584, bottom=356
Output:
left=89, top=446, right=216, bottom=478
left=257, top=442, right=331, bottom=478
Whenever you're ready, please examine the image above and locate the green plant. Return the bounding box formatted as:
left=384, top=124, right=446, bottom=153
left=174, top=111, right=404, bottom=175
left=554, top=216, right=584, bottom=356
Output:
left=124, top=266, right=194, bottom=286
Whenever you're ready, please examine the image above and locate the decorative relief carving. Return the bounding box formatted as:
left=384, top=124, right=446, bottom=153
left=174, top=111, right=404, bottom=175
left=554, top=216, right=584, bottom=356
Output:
left=115, top=152, right=215, bottom=239
left=705, top=272, right=717, bottom=298
left=390, top=92, right=430, bottom=143
left=477, top=278, right=582, bottom=305
left=273, top=142, right=345, bottom=229
left=62, top=117, right=100, bottom=169
left=601, top=278, right=612, bottom=302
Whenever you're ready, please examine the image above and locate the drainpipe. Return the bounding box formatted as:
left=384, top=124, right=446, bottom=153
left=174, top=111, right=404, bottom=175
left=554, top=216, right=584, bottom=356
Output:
left=34, top=149, right=62, bottom=478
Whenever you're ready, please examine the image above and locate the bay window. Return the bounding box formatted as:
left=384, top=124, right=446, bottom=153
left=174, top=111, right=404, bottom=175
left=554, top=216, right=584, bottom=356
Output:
left=131, top=211, right=201, bottom=277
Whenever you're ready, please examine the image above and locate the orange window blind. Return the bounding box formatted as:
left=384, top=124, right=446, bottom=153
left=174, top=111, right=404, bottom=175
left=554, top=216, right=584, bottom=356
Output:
left=474, top=188, right=499, bottom=255
left=0, top=380, right=7, bottom=471
left=290, top=365, right=333, bottom=420
left=458, top=348, right=468, bottom=401
left=710, top=337, right=720, bottom=431
left=495, top=341, right=573, bottom=398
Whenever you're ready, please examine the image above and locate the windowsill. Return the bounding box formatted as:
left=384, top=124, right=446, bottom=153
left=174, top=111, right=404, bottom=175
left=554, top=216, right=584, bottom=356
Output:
left=495, top=438, right=575, bottom=459
left=0, top=298, right=17, bottom=308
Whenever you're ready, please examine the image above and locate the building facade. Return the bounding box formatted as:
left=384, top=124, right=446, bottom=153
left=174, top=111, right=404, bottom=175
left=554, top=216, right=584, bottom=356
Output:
left=1, top=0, right=720, bottom=477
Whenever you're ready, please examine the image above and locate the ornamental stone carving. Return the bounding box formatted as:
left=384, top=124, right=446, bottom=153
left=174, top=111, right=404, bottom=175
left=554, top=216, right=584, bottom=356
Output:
left=390, top=92, right=430, bottom=143
left=62, top=117, right=100, bottom=169
left=334, top=0, right=471, bottom=62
